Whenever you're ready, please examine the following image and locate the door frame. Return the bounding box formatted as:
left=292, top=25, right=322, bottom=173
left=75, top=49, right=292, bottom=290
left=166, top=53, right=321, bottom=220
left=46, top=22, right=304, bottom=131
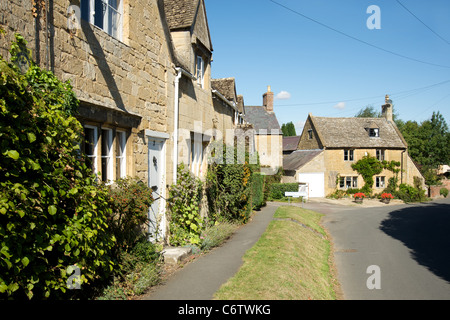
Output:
left=145, top=130, right=169, bottom=242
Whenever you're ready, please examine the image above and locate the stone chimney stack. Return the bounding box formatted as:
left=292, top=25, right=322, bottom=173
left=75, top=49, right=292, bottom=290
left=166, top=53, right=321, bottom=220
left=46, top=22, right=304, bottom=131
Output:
left=382, top=94, right=393, bottom=122
left=263, top=85, right=274, bottom=112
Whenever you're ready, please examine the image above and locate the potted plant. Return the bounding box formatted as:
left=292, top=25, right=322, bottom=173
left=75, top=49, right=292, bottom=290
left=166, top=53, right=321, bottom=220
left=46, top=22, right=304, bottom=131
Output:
left=354, top=192, right=366, bottom=203
left=381, top=193, right=394, bottom=204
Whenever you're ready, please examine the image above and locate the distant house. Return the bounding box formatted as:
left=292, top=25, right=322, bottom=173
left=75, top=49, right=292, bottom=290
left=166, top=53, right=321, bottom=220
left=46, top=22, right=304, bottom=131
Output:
left=244, top=86, right=283, bottom=174
left=283, top=96, right=425, bottom=197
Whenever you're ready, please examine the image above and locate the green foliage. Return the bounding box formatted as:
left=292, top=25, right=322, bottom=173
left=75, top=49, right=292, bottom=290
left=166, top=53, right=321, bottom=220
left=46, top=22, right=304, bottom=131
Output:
left=106, top=177, right=154, bottom=251
left=200, top=222, right=237, bottom=251
left=268, top=183, right=299, bottom=200
left=281, top=121, right=297, bottom=136
left=399, top=112, right=450, bottom=168
left=440, top=188, right=449, bottom=198
left=206, top=143, right=254, bottom=223
left=251, top=172, right=265, bottom=210
left=0, top=35, right=115, bottom=299
left=395, top=183, right=426, bottom=203
left=167, top=164, right=204, bottom=246
left=351, top=154, right=401, bottom=194
left=98, top=239, right=162, bottom=299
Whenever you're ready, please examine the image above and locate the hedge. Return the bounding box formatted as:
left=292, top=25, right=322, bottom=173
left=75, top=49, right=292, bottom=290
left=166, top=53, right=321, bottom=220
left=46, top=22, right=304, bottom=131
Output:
left=251, top=172, right=265, bottom=210
left=268, top=183, right=299, bottom=200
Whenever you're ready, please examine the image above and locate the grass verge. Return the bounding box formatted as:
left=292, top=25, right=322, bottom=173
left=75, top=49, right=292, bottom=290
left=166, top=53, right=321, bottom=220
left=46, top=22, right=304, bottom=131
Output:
left=213, top=206, right=340, bottom=300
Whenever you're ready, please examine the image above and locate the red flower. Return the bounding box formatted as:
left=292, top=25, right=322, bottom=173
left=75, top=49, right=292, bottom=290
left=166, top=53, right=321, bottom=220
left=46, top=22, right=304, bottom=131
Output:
left=354, top=192, right=366, bottom=198
left=381, top=193, right=394, bottom=199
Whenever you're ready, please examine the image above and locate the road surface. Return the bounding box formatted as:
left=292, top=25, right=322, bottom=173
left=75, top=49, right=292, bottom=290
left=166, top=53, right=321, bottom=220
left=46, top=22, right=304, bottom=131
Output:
left=320, top=197, right=450, bottom=300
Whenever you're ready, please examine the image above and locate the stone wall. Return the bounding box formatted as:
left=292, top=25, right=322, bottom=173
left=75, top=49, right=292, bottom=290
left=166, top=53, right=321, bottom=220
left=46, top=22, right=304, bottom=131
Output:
left=1, top=0, right=176, bottom=184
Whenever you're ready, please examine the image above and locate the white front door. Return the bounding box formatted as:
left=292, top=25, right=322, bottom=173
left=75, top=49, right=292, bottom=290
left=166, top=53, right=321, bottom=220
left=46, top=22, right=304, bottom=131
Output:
left=148, top=137, right=165, bottom=241
left=298, top=172, right=325, bottom=198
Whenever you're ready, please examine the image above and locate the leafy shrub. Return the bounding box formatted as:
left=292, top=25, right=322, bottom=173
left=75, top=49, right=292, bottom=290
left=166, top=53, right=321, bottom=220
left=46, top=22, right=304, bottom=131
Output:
left=440, top=188, right=449, bottom=198
left=106, top=177, right=154, bottom=251
left=0, top=35, right=115, bottom=299
left=268, top=183, right=299, bottom=200
left=167, top=164, right=203, bottom=246
left=251, top=172, right=265, bottom=210
left=395, top=183, right=426, bottom=203
left=206, top=143, right=254, bottom=223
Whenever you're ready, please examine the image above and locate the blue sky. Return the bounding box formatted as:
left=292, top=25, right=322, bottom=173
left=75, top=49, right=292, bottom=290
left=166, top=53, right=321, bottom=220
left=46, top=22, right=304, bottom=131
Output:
left=205, top=0, right=450, bottom=133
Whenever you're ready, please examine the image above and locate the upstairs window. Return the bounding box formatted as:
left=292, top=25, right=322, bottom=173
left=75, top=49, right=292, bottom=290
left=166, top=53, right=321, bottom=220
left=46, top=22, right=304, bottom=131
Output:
left=308, top=129, right=313, bottom=139
left=376, top=149, right=385, bottom=161
left=369, top=128, right=379, bottom=137
left=344, top=149, right=354, bottom=161
left=196, top=55, right=204, bottom=88
left=81, top=0, right=122, bottom=40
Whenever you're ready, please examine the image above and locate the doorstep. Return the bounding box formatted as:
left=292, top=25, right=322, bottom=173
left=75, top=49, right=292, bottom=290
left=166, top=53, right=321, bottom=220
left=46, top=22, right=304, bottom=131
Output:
left=162, top=247, right=192, bottom=266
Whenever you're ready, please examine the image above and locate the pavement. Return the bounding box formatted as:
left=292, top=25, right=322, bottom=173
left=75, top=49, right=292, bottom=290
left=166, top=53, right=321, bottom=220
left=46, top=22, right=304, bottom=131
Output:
left=140, top=196, right=450, bottom=300
left=141, top=202, right=282, bottom=300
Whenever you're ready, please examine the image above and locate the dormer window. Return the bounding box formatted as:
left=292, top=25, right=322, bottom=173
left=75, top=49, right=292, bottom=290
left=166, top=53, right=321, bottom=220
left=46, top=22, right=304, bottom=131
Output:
left=369, top=128, right=379, bottom=137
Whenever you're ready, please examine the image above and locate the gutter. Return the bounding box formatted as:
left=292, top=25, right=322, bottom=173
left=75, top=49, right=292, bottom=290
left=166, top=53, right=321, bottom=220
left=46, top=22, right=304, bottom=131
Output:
left=173, top=67, right=196, bottom=185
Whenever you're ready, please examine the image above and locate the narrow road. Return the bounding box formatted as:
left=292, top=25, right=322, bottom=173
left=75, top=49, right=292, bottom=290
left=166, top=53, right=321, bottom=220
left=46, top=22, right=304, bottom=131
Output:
left=321, top=198, right=450, bottom=300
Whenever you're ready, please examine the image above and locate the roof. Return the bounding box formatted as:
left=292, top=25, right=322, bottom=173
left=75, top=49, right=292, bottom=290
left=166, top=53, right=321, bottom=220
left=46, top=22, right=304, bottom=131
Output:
left=211, top=78, right=237, bottom=104
left=244, top=106, right=281, bottom=133
left=283, top=149, right=323, bottom=171
left=310, top=115, right=406, bottom=148
left=283, top=136, right=301, bottom=152
left=163, top=0, right=199, bottom=30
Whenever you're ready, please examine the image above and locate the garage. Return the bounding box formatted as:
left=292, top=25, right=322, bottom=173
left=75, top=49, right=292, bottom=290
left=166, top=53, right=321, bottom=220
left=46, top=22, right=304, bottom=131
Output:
left=298, top=172, right=325, bottom=198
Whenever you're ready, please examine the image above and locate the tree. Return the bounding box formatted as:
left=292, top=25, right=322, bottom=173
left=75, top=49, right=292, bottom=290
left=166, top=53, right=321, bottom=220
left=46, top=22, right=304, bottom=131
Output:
left=399, top=111, right=450, bottom=168
left=281, top=121, right=296, bottom=136
left=355, top=105, right=380, bottom=118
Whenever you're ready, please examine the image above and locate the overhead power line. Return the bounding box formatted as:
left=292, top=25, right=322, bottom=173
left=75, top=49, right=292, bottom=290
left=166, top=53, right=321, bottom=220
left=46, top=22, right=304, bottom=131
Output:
left=269, top=0, right=450, bottom=69
left=275, top=79, right=450, bottom=107
left=396, top=0, right=450, bottom=46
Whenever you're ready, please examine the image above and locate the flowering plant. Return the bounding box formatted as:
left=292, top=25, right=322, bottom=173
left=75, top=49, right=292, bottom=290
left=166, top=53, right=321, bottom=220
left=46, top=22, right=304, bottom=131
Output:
left=381, top=193, right=394, bottom=199
left=354, top=192, right=366, bottom=198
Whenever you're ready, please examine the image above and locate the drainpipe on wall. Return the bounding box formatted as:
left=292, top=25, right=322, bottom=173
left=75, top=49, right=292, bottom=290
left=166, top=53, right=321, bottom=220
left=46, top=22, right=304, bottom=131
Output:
left=173, top=67, right=196, bottom=185
left=401, top=150, right=405, bottom=185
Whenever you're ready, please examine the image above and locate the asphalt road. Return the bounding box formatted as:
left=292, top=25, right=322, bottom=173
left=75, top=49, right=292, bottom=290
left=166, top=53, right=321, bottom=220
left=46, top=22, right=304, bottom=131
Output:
left=320, top=197, right=450, bottom=300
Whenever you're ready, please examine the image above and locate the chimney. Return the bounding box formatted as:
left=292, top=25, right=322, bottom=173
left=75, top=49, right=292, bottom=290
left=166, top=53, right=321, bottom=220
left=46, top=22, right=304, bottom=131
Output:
left=263, top=85, right=274, bottom=112
left=382, top=94, right=393, bottom=122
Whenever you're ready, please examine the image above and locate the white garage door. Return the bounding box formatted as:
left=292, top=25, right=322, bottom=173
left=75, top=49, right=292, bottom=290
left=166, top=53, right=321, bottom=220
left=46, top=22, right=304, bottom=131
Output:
left=298, top=172, right=325, bottom=198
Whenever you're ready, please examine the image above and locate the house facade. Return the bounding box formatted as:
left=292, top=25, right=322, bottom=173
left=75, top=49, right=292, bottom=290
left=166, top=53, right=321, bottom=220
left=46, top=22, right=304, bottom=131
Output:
left=1, top=0, right=243, bottom=240
left=283, top=96, right=425, bottom=197
left=244, top=86, right=283, bottom=175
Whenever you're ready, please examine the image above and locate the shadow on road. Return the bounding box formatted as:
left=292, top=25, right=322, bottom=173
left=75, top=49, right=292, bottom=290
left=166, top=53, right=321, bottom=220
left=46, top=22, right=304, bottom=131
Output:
left=380, top=200, right=450, bottom=283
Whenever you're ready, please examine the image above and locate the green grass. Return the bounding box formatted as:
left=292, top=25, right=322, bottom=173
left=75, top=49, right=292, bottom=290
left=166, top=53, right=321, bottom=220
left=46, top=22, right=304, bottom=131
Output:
left=213, top=206, right=339, bottom=300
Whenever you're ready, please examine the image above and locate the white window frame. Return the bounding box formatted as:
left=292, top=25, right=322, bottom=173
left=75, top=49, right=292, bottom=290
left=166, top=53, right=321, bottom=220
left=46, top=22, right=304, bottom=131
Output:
left=81, top=0, right=123, bottom=40
left=83, top=125, right=98, bottom=175
left=116, top=130, right=127, bottom=179
left=101, top=128, right=113, bottom=183
left=339, top=176, right=358, bottom=189
left=376, top=149, right=385, bottom=161
left=344, top=149, right=354, bottom=161
left=369, top=128, right=380, bottom=137
left=196, top=55, right=204, bottom=88
left=376, top=176, right=385, bottom=188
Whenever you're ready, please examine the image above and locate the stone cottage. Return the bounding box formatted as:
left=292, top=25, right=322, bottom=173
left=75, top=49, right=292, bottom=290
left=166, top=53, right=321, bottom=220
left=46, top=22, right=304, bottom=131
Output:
left=244, top=86, right=283, bottom=175
left=0, top=0, right=243, bottom=240
left=283, top=96, right=425, bottom=197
